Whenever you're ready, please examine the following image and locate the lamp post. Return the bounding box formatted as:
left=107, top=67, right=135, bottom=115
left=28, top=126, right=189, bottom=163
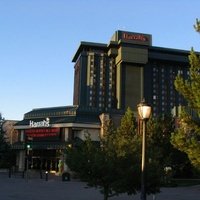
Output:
left=137, top=99, right=152, bottom=200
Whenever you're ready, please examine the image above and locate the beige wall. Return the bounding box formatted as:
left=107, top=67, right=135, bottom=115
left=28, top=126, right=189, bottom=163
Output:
left=74, top=128, right=100, bottom=141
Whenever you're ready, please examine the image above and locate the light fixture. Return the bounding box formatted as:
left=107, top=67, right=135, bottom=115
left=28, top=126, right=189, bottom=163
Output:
left=137, top=99, right=152, bottom=200
left=137, top=100, right=151, bottom=120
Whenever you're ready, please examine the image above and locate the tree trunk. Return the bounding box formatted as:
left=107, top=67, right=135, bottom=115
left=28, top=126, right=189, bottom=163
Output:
left=103, top=185, right=109, bottom=200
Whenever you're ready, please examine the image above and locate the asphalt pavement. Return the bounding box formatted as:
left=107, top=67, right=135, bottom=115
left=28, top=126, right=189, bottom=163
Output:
left=0, top=172, right=199, bottom=200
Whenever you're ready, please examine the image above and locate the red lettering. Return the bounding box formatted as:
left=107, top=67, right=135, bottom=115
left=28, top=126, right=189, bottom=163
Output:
left=25, top=128, right=60, bottom=138
left=122, top=33, right=147, bottom=42
left=26, top=133, right=57, bottom=138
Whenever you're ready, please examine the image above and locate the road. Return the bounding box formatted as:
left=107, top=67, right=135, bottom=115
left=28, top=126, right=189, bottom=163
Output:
left=0, top=172, right=199, bottom=200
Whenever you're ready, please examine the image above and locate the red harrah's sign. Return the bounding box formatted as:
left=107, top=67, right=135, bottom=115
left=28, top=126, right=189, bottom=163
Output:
left=122, top=33, right=148, bottom=42
left=25, top=128, right=60, bottom=138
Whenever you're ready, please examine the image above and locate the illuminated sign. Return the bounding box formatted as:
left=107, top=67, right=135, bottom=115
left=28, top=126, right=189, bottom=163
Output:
left=29, top=118, right=50, bottom=128
left=122, top=33, right=148, bottom=42
left=25, top=128, right=60, bottom=138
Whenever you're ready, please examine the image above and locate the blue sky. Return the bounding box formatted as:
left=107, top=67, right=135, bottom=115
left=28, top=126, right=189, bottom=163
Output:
left=1, top=0, right=200, bottom=120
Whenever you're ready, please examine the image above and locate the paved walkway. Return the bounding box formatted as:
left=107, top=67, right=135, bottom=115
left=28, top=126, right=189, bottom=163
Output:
left=0, top=172, right=199, bottom=200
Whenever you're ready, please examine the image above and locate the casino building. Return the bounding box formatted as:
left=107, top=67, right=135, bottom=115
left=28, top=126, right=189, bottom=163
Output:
left=13, top=30, right=190, bottom=172
left=13, top=106, right=101, bottom=172
left=72, top=30, right=189, bottom=117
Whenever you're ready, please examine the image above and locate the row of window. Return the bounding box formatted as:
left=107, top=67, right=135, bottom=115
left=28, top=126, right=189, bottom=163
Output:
left=88, top=54, right=115, bottom=110
left=151, top=64, right=186, bottom=115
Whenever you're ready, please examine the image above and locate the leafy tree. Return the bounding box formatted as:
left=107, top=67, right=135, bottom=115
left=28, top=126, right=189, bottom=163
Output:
left=0, top=113, right=14, bottom=168
left=172, top=19, right=200, bottom=170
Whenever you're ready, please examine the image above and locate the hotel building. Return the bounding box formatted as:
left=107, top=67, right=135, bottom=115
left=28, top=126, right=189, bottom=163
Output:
left=72, top=30, right=189, bottom=117
left=13, top=30, right=190, bottom=172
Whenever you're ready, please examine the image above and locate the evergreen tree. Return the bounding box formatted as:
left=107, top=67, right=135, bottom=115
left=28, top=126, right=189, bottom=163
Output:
left=172, top=19, right=200, bottom=170
left=66, top=120, right=119, bottom=200
left=174, top=49, right=200, bottom=116
left=114, top=107, right=161, bottom=195
left=171, top=110, right=200, bottom=170
left=148, top=115, right=193, bottom=179
left=66, top=108, right=162, bottom=199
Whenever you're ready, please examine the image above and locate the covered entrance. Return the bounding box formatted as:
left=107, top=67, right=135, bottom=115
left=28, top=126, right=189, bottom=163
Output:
left=28, top=149, right=61, bottom=171
left=13, top=105, right=101, bottom=172
left=24, top=126, right=65, bottom=172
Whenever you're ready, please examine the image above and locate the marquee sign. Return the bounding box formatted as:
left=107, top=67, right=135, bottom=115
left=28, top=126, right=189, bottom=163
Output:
left=25, top=128, right=60, bottom=138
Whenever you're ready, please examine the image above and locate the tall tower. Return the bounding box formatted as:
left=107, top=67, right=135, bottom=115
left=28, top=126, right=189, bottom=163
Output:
left=72, top=42, right=117, bottom=112
left=108, top=31, right=152, bottom=111
left=72, top=31, right=189, bottom=117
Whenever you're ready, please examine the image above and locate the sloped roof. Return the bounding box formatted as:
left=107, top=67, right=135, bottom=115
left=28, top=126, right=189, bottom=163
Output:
left=15, top=105, right=101, bottom=127
left=24, top=106, right=78, bottom=119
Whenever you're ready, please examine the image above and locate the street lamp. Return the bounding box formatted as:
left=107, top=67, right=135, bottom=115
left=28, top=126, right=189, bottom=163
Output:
left=137, top=99, right=152, bottom=200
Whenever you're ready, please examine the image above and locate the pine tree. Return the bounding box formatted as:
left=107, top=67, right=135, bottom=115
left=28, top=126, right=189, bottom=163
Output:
left=174, top=49, right=200, bottom=116
left=66, top=108, right=162, bottom=199
left=172, top=19, right=200, bottom=170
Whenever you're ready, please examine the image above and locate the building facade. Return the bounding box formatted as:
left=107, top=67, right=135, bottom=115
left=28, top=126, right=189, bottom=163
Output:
left=13, top=106, right=100, bottom=172
left=13, top=30, right=191, bottom=172
left=72, top=30, right=189, bottom=117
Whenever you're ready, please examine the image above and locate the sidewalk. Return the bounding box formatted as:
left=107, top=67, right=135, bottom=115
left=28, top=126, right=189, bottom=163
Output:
left=0, top=172, right=199, bottom=200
